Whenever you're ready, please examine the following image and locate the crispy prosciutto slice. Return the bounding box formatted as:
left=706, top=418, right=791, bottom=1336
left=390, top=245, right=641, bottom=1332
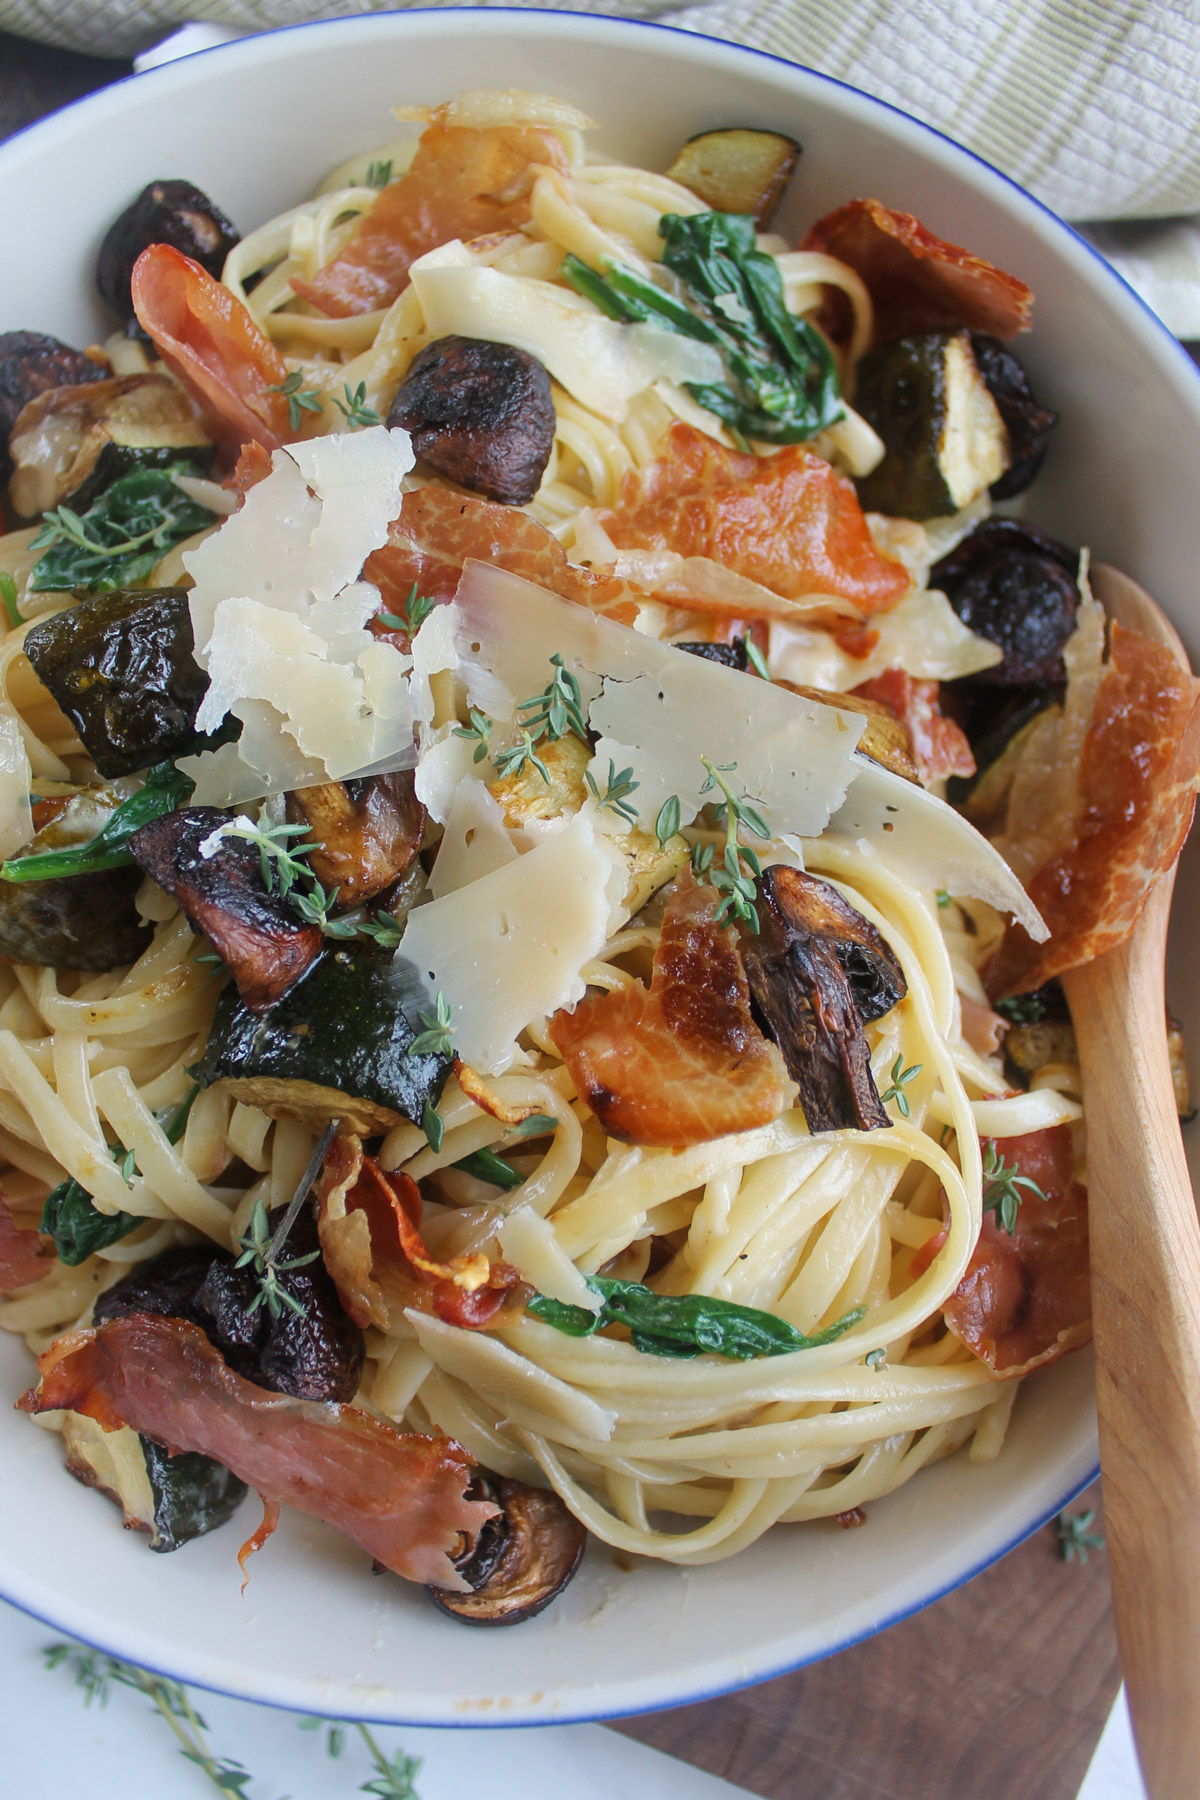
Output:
left=291, top=125, right=568, bottom=318
left=988, top=623, right=1200, bottom=994
left=364, top=487, right=639, bottom=636
left=801, top=199, right=1034, bottom=346
left=550, top=872, right=795, bottom=1148
left=318, top=1135, right=522, bottom=1333
left=20, top=1312, right=496, bottom=1590
left=598, top=423, right=910, bottom=616
left=131, top=244, right=294, bottom=454
left=915, top=1126, right=1090, bottom=1377
left=0, top=1196, right=51, bottom=1290
left=852, top=669, right=976, bottom=786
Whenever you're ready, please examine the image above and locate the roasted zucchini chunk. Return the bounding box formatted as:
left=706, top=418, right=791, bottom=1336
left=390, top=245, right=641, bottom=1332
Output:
left=663, top=129, right=801, bottom=227
left=63, top=1411, right=249, bottom=1552
left=196, top=945, right=453, bottom=1136
left=969, top=335, right=1058, bottom=500
left=0, top=790, right=150, bottom=969
left=285, top=772, right=425, bottom=909
left=8, top=374, right=213, bottom=518
left=386, top=337, right=555, bottom=506
left=780, top=683, right=919, bottom=783
left=24, top=587, right=212, bottom=779
left=97, top=180, right=241, bottom=328
left=853, top=330, right=1011, bottom=519
left=933, top=518, right=1079, bottom=686
left=739, top=866, right=906, bottom=1134
left=93, top=1220, right=365, bottom=1404
left=130, top=807, right=322, bottom=1012
left=429, top=1474, right=587, bottom=1626
left=0, top=331, right=107, bottom=481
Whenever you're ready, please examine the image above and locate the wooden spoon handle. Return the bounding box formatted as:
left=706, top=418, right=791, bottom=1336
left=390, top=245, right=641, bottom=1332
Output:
left=1064, top=876, right=1200, bottom=1799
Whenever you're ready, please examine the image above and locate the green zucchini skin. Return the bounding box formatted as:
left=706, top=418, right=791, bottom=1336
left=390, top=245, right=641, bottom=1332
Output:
left=24, top=586, right=212, bottom=779
left=0, top=864, right=149, bottom=969
left=197, top=947, right=453, bottom=1135
left=853, top=329, right=1010, bottom=519
left=141, top=1438, right=247, bottom=1553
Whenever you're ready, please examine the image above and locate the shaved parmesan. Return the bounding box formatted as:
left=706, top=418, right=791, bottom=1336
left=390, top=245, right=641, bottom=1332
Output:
left=429, top=782, right=517, bottom=898
left=452, top=559, right=865, bottom=835
left=408, top=245, right=723, bottom=422
left=182, top=427, right=416, bottom=798
left=397, top=813, right=623, bottom=1074
left=408, top=1310, right=617, bottom=1444
left=767, top=587, right=1002, bottom=691
left=0, top=697, right=32, bottom=861
left=826, top=754, right=1048, bottom=940
left=498, top=1207, right=602, bottom=1313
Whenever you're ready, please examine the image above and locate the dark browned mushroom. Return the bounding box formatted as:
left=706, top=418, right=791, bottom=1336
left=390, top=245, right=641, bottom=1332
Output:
left=428, top=1475, right=586, bottom=1625
left=129, top=806, right=322, bottom=1011
left=386, top=336, right=556, bottom=506
left=285, top=772, right=424, bottom=909
left=740, top=866, right=906, bottom=1134
left=97, top=180, right=241, bottom=328
left=0, top=331, right=107, bottom=480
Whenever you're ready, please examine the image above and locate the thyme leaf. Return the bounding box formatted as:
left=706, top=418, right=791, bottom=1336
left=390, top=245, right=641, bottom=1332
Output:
left=491, top=729, right=551, bottom=785
left=407, top=990, right=454, bottom=1059
left=745, top=639, right=771, bottom=681
left=696, top=755, right=770, bottom=933
left=1057, top=1507, right=1105, bottom=1564
left=879, top=1055, right=922, bottom=1118
left=365, top=158, right=394, bottom=190
left=0, top=571, right=21, bottom=628
left=516, top=652, right=588, bottom=748
left=995, top=991, right=1050, bottom=1024
left=268, top=366, right=324, bottom=432
left=655, top=793, right=682, bottom=847
left=452, top=706, right=495, bottom=763
left=981, top=1138, right=1048, bottom=1235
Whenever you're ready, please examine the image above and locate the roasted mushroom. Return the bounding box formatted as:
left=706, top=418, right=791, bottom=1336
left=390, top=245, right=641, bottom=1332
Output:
left=663, top=128, right=801, bottom=227
left=933, top=519, right=1079, bottom=687
left=93, top=1210, right=366, bottom=1404
left=969, top=335, right=1058, bottom=500
left=196, top=944, right=454, bottom=1135
left=0, top=790, right=151, bottom=969
left=677, top=638, right=751, bottom=670
left=24, top=587, right=212, bottom=779
left=428, top=1475, right=586, bottom=1625
left=285, top=772, right=425, bottom=909
left=8, top=374, right=212, bottom=518
left=386, top=336, right=555, bottom=505
left=97, top=180, right=241, bottom=328
left=129, top=806, right=322, bottom=1010
left=0, top=330, right=107, bottom=480
left=740, top=866, right=907, bottom=1133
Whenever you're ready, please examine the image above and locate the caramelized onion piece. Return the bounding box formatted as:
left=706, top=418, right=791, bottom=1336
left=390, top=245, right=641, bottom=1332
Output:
left=429, top=1475, right=586, bottom=1625
left=741, top=867, right=905, bottom=1134
left=130, top=806, right=321, bottom=1011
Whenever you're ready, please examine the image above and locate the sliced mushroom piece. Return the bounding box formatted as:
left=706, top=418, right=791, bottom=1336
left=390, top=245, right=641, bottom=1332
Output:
left=0, top=331, right=107, bottom=481
left=129, top=806, right=322, bottom=1011
left=740, top=866, right=906, bottom=1134
left=97, top=180, right=241, bottom=328
left=386, top=336, right=555, bottom=506
left=932, top=518, right=1079, bottom=686
left=8, top=373, right=212, bottom=518
left=428, top=1475, right=586, bottom=1625
left=284, top=771, right=424, bottom=909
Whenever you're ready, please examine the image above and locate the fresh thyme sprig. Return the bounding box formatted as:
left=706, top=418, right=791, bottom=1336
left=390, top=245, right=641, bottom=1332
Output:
left=43, top=1644, right=263, bottom=1798
left=491, top=729, right=551, bottom=784
left=697, top=755, right=770, bottom=934
left=408, top=991, right=454, bottom=1059
left=333, top=380, right=382, bottom=429
left=935, top=888, right=952, bottom=910
left=207, top=815, right=317, bottom=898
left=0, top=571, right=21, bottom=629
left=377, top=584, right=437, bottom=638
left=585, top=758, right=641, bottom=825
left=995, top=991, right=1050, bottom=1024
left=981, top=1139, right=1048, bottom=1235
left=1057, top=1507, right=1105, bottom=1565
left=516, top=653, right=589, bottom=749
left=745, top=639, right=772, bottom=681
left=365, top=158, right=394, bottom=191
left=421, top=1102, right=445, bottom=1153
left=288, top=877, right=403, bottom=948
left=233, top=1119, right=338, bottom=1320
left=268, top=367, right=324, bottom=432
left=299, top=1714, right=424, bottom=1797
left=879, top=1056, right=922, bottom=1118
left=453, top=707, right=495, bottom=764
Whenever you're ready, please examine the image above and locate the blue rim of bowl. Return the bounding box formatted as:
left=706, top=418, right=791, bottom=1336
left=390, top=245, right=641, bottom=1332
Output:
left=0, top=5, right=1137, bottom=1725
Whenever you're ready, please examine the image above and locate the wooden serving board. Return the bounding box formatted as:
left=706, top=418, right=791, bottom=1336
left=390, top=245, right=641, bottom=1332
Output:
left=0, top=30, right=1122, bottom=1797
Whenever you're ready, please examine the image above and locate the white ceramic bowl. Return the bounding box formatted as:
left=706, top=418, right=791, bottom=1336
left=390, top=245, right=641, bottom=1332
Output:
left=2, top=6, right=1195, bottom=1727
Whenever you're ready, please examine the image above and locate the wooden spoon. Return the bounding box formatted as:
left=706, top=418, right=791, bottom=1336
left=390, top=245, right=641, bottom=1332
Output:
left=1061, top=564, right=1200, bottom=1800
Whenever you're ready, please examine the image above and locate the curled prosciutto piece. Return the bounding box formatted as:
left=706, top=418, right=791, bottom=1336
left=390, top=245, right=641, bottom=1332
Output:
left=550, top=871, right=795, bottom=1148
left=598, top=423, right=910, bottom=616
left=801, top=198, right=1034, bottom=347
left=291, top=124, right=568, bottom=318
left=987, top=622, right=1200, bottom=994
left=364, top=486, right=639, bottom=635
left=0, top=1196, right=50, bottom=1291
left=851, top=669, right=975, bottom=786
left=916, top=1126, right=1090, bottom=1377
left=20, top=1312, right=497, bottom=1591
left=131, top=244, right=294, bottom=453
